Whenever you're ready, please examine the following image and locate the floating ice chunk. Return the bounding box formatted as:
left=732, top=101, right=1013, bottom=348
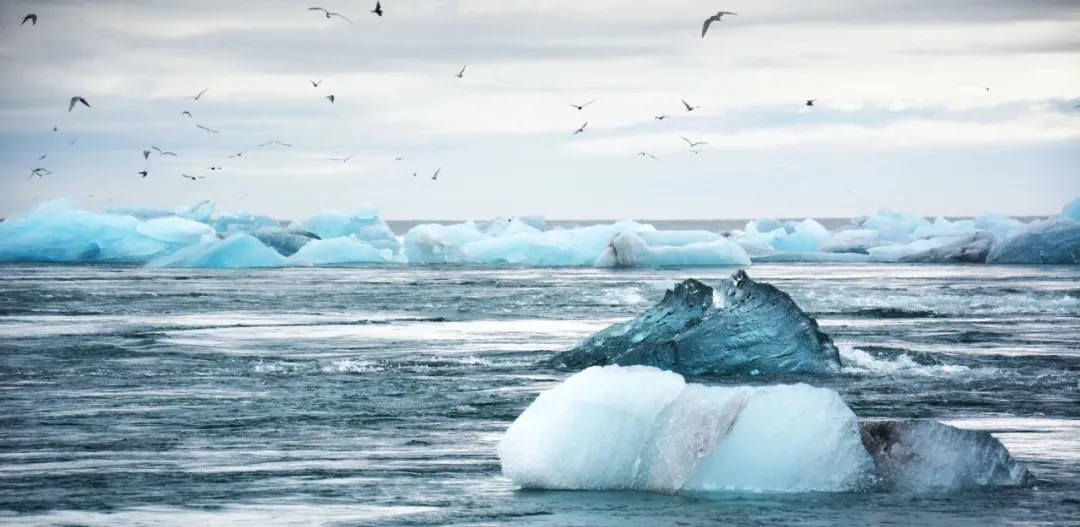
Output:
left=288, top=235, right=389, bottom=266
left=771, top=219, right=830, bottom=252
left=820, top=228, right=879, bottom=255
left=986, top=218, right=1080, bottom=264
left=499, top=365, right=873, bottom=493
left=403, top=222, right=487, bottom=264
left=974, top=213, right=1026, bottom=240
left=1062, top=197, right=1080, bottom=222
left=0, top=200, right=169, bottom=263
left=746, top=218, right=785, bottom=234
left=290, top=206, right=400, bottom=252
left=146, top=233, right=287, bottom=268
left=180, top=200, right=215, bottom=224
left=595, top=231, right=751, bottom=268
left=860, top=209, right=932, bottom=242
left=137, top=216, right=218, bottom=246
left=896, top=232, right=996, bottom=263
left=483, top=217, right=543, bottom=237
left=213, top=211, right=280, bottom=234
left=462, top=231, right=587, bottom=266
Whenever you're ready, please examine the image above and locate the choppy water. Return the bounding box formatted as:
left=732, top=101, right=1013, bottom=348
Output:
left=1, top=264, right=1079, bottom=526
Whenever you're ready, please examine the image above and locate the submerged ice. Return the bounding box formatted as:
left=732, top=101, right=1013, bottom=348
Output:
left=499, top=366, right=1031, bottom=494
left=1, top=196, right=1078, bottom=268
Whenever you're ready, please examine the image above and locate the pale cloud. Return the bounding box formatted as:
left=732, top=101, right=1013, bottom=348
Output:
left=0, top=0, right=1078, bottom=220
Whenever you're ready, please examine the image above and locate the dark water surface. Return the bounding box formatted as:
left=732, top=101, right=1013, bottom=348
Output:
left=1, top=264, right=1078, bottom=526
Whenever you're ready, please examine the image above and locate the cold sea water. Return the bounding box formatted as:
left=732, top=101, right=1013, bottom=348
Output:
left=1, top=262, right=1079, bottom=526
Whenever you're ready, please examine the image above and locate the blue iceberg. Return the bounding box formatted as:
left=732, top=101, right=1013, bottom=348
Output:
left=213, top=211, right=280, bottom=234
left=289, top=206, right=400, bottom=252
left=287, top=236, right=391, bottom=266
left=146, top=233, right=288, bottom=269
left=550, top=271, right=840, bottom=375
left=986, top=219, right=1080, bottom=264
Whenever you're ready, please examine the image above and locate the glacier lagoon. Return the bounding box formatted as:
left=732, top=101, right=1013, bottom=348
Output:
left=1, top=197, right=1079, bottom=268
left=1, top=262, right=1078, bottom=526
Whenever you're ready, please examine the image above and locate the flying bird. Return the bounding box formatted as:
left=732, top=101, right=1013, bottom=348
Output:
left=431, top=168, right=440, bottom=180
left=68, top=96, right=90, bottom=112
left=308, top=7, right=354, bottom=24
left=182, top=111, right=192, bottom=118
left=394, top=157, right=404, bottom=161
left=330, top=153, right=356, bottom=162
left=702, top=11, right=737, bottom=37
left=29, top=168, right=52, bottom=179
left=682, top=136, right=708, bottom=148
left=257, top=141, right=292, bottom=147
left=22, top=13, right=37, bottom=26
left=412, top=172, right=417, bottom=177
left=142, top=150, right=151, bottom=159
left=654, top=115, right=668, bottom=120
left=38, top=153, right=46, bottom=160
left=190, top=89, right=208, bottom=101
left=138, top=170, right=148, bottom=178
left=806, top=99, right=816, bottom=106
left=229, top=152, right=245, bottom=158
left=310, top=79, right=322, bottom=87
left=326, top=95, right=335, bottom=103
left=52, top=126, right=58, bottom=132
left=681, top=99, right=699, bottom=112
left=570, top=100, right=595, bottom=110
left=70, top=137, right=78, bottom=145
left=573, top=121, right=588, bottom=135
left=181, top=174, right=205, bottom=181
left=196, top=124, right=220, bottom=134
left=372, top=1, right=383, bottom=16
left=637, top=152, right=657, bottom=159
left=208, top=166, right=223, bottom=171
left=455, top=65, right=466, bottom=78
left=152, top=146, right=177, bottom=156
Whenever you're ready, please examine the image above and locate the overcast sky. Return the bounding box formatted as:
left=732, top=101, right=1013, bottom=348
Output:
left=1, top=0, right=1078, bottom=220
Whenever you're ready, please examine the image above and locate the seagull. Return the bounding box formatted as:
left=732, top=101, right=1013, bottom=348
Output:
left=681, top=99, right=699, bottom=112
left=138, top=170, right=148, bottom=178
left=394, top=157, right=404, bottom=161
left=371, top=1, right=383, bottom=16
left=142, top=150, right=151, bottom=159
left=52, top=126, right=58, bottom=132
left=190, top=89, right=208, bottom=101
left=431, top=168, right=440, bottom=180
left=208, top=166, right=223, bottom=171
left=196, top=124, right=220, bottom=134
left=326, top=95, right=335, bottom=103
left=181, top=174, right=205, bottom=181
left=308, top=7, right=353, bottom=24
left=570, top=100, right=595, bottom=110
left=330, top=153, right=356, bottom=162
left=29, top=168, right=52, bottom=179
left=229, top=152, right=245, bottom=158
left=806, top=99, right=816, bottom=106
left=68, top=96, right=90, bottom=112
left=38, top=153, right=46, bottom=160
left=152, top=146, right=177, bottom=156
left=702, top=11, right=737, bottom=38
left=573, top=121, right=588, bottom=135
left=257, top=141, right=292, bottom=147
left=412, top=172, right=417, bottom=177
left=637, top=152, right=657, bottom=159
left=70, top=137, right=78, bottom=145
left=455, top=65, right=466, bottom=78
left=182, top=111, right=192, bottom=117
left=690, top=149, right=703, bottom=155
left=682, top=136, right=708, bottom=148
left=310, top=79, right=322, bottom=87
left=654, top=115, right=668, bottom=120
left=22, top=13, right=37, bottom=26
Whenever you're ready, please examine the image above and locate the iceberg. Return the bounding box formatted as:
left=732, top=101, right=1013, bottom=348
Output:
left=146, top=233, right=288, bottom=268
left=895, top=232, right=996, bottom=264
left=0, top=200, right=170, bottom=263
left=1063, top=197, right=1080, bottom=222
left=770, top=219, right=830, bottom=253
left=252, top=227, right=318, bottom=257
left=499, top=366, right=874, bottom=493
left=482, top=217, right=543, bottom=237
left=986, top=218, right=1080, bottom=264
left=136, top=216, right=218, bottom=246
left=289, top=206, right=400, bottom=252
left=500, top=366, right=1032, bottom=494
left=287, top=235, right=390, bottom=266
left=594, top=231, right=751, bottom=268
left=213, top=211, right=280, bottom=234
left=403, top=222, right=487, bottom=264
left=550, top=271, right=841, bottom=375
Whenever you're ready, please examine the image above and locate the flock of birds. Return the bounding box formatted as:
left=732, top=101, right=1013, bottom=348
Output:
left=19, top=6, right=1057, bottom=187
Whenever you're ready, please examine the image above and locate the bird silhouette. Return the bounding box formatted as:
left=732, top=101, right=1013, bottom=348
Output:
left=182, top=111, right=192, bottom=118
left=190, top=89, right=208, bottom=101
left=22, top=13, right=37, bottom=26
left=702, top=11, right=737, bottom=37
left=152, top=146, right=177, bottom=156
left=806, top=99, right=817, bottom=106
left=68, top=96, right=90, bottom=112
left=181, top=174, right=205, bottom=181
left=637, top=152, right=658, bottom=159
left=431, top=168, right=440, bottom=180
left=142, top=150, right=151, bottom=159
left=330, top=153, right=356, bottom=162
left=573, top=122, right=588, bottom=135
left=654, top=115, right=668, bottom=120
left=138, top=170, right=148, bottom=178
left=308, top=7, right=353, bottom=24
left=682, top=136, right=708, bottom=148
left=310, top=79, right=322, bottom=87
left=455, top=65, right=466, bottom=78
left=570, top=100, right=595, bottom=110
left=196, top=124, right=220, bottom=134
left=681, top=99, right=699, bottom=112
left=372, top=1, right=383, bottom=16
left=326, top=95, right=335, bottom=103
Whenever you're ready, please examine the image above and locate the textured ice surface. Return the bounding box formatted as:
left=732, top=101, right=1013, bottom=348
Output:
left=137, top=217, right=218, bottom=246
left=290, top=207, right=400, bottom=252
left=147, top=234, right=288, bottom=268
left=595, top=231, right=751, bottom=268
left=499, top=366, right=873, bottom=493
left=403, top=222, right=487, bottom=264
left=0, top=200, right=170, bottom=263
left=287, top=236, right=389, bottom=266
left=252, top=227, right=317, bottom=257
left=552, top=271, right=841, bottom=375
left=213, top=212, right=280, bottom=234
left=1063, top=198, right=1080, bottom=222
left=987, top=219, right=1080, bottom=264
left=771, top=219, right=830, bottom=253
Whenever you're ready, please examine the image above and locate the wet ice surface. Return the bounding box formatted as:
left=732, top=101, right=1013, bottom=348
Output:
left=1, top=264, right=1079, bottom=526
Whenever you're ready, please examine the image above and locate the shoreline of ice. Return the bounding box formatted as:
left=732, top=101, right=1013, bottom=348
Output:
left=0, top=197, right=1077, bottom=268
